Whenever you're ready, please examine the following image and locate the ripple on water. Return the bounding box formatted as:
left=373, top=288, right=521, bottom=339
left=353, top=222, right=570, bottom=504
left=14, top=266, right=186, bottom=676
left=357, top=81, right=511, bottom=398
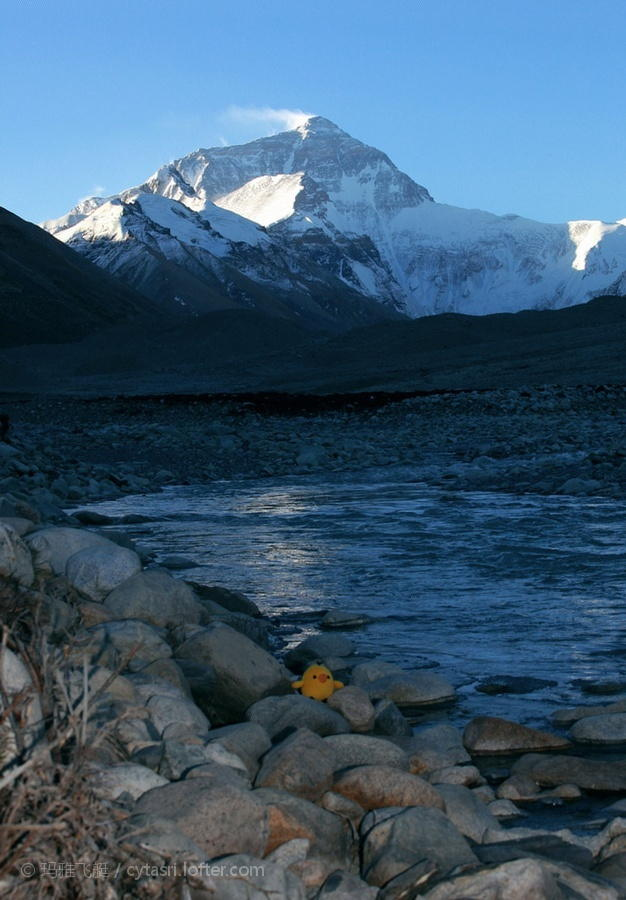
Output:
left=78, top=468, right=626, bottom=727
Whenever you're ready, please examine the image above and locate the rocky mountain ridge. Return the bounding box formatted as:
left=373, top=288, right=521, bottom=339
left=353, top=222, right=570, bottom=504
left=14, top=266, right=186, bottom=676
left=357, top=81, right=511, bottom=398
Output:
left=43, top=116, right=626, bottom=325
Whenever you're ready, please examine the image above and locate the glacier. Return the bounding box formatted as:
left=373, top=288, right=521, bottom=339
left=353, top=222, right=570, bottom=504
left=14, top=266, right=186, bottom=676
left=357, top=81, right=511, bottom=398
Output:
left=43, top=115, right=626, bottom=322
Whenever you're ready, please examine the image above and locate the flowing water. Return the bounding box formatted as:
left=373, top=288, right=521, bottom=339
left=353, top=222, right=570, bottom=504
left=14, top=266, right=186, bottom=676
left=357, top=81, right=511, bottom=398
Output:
left=83, top=465, right=626, bottom=729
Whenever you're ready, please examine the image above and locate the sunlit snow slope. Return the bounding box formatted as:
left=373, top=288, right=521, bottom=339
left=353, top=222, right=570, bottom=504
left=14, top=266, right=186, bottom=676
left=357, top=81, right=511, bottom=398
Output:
left=44, top=116, right=626, bottom=319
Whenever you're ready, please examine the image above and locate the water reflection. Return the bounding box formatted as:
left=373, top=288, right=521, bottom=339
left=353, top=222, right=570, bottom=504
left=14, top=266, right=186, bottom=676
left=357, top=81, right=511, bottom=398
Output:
left=83, top=467, right=626, bottom=725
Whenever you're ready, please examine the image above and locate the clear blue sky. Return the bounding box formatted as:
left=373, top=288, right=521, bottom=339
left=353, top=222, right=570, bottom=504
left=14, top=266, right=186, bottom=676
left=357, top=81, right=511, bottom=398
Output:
left=2, top=0, right=625, bottom=225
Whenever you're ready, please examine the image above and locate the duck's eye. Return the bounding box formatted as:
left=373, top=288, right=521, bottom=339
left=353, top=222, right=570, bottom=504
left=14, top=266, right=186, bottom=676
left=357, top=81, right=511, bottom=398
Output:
left=312, top=675, right=317, bottom=679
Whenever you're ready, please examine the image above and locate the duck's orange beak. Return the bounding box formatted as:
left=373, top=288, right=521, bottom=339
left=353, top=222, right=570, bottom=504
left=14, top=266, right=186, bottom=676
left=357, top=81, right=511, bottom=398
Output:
left=317, top=672, right=329, bottom=683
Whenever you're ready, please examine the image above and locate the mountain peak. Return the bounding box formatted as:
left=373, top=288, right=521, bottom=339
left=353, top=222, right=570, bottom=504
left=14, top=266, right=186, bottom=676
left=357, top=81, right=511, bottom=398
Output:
left=294, top=115, right=344, bottom=138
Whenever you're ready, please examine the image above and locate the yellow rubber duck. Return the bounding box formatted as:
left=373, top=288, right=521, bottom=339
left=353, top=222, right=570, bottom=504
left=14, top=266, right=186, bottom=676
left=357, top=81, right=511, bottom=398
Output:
left=292, top=663, right=344, bottom=701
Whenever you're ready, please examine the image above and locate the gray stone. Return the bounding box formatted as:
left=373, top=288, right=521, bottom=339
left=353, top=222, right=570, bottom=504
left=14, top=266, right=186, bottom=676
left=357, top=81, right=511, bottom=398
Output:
left=253, top=787, right=353, bottom=866
left=246, top=693, right=350, bottom=739
left=0, top=523, right=34, bottom=585
left=320, top=610, right=374, bottom=629
left=0, top=516, right=36, bottom=537
left=489, top=799, right=527, bottom=819
left=255, top=728, right=336, bottom=801
left=437, top=783, right=501, bottom=843
left=0, top=646, right=44, bottom=769
left=420, top=858, right=619, bottom=899
left=206, top=723, right=272, bottom=777
left=65, top=543, right=141, bottom=602
left=159, top=741, right=249, bottom=783
left=200, top=609, right=271, bottom=648
left=351, top=661, right=408, bottom=686
left=428, top=764, right=483, bottom=787
left=553, top=699, right=626, bottom=726
left=134, top=779, right=268, bottom=857
left=26, top=526, right=112, bottom=574
left=285, top=634, right=355, bottom=672
left=496, top=774, right=541, bottom=800
left=317, top=870, right=379, bottom=899
left=571, top=713, right=626, bottom=744
left=397, top=723, right=470, bottom=774
left=189, top=582, right=262, bottom=618
left=512, top=754, right=626, bottom=792
left=81, top=619, right=171, bottom=671
left=364, top=672, right=455, bottom=707
left=323, top=734, right=410, bottom=771
left=123, top=812, right=206, bottom=860
left=146, top=693, right=210, bottom=737
left=176, top=622, right=291, bottom=723
left=185, top=853, right=306, bottom=900
left=104, top=569, right=204, bottom=628
left=361, top=806, right=478, bottom=887
left=90, top=763, right=168, bottom=801
left=327, top=685, right=375, bottom=733
left=333, top=765, right=444, bottom=811
left=464, top=716, right=570, bottom=755
left=373, top=698, right=412, bottom=736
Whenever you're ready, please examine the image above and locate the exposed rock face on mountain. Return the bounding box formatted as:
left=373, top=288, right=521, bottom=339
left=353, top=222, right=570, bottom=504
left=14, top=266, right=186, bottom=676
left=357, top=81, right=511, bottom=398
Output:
left=43, top=116, right=626, bottom=321
left=0, top=206, right=155, bottom=347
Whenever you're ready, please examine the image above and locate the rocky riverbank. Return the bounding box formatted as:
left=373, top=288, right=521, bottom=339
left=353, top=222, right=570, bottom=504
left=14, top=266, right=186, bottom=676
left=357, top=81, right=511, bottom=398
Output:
left=2, top=391, right=626, bottom=897
left=3, top=383, right=626, bottom=500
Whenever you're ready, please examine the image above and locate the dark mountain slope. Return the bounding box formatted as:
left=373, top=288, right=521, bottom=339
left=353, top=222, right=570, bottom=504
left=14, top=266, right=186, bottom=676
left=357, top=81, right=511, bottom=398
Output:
left=0, top=207, right=158, bottom=347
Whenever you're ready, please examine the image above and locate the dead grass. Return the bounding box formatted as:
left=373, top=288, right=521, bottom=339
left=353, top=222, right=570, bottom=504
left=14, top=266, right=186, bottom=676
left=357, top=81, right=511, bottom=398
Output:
left=0, top=576, right=183, bottom=898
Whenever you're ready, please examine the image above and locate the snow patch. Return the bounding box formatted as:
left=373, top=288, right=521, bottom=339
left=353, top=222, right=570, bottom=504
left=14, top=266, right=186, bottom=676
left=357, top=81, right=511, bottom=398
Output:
left=215, top=173, right=305, bottom=227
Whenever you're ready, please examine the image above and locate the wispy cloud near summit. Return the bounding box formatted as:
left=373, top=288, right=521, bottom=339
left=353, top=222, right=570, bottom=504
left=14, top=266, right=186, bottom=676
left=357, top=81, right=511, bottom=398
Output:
left=222, top=106, right=314, bottom=133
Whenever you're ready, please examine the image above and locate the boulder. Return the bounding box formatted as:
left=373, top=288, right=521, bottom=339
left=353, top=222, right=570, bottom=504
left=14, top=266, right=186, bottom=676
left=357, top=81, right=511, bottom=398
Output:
left=90, top=763, right=168, bottom=801
left=320, top=609, right=374, bottom=629
left=333, top=765, right=444, bottom=811
left=199, top=609, right=271, bottom=648
left=79, top=619, right=172, bottom=671
left=26, top=526, right=111, bottom=574
left=185, top=853, right=306, bottom=899
left=0, top=516, right=36, bottom=537
left=253, top=787, right=353, bottom=866
left=146, top=693, right=210, bottom=738
left=437, top=783, right=501, bottom=843
left=285, top=634, right=355, bottom=672
left=104, top=569, right=204, bottom=627
left=512, top=753, right=626, bottom=792
left=133, top=779, right=268, bottom=857
left=323, top=734, right=410, bottom=771
left=188, top=582, right=261, bottom=618
left=361, top=806, right=478, bottom=887
left=428, top=765, right=483, bottom=787
left=0, top=646, right=45, bottom=769
left=553, top=699, right=626, bottom=726
left=571, top=714, right=626, bottom=744
left=373, top=698, right=412, bottom=736
left=351, top=661, right=406, bottom=686
left=397, top=724, right=470, bottom=773
left=254, top=728, right=336, bottom=801
left=65, top=543, right=141, bottom=602
left=496, top=774, right=541, bottom=801
left=421, top=857, right=619, bottom=899
left=0, top=523, right=34, bottom=585
left=176, top=623, right=290, bottom=723
left=246, top=694, right=350, bottom=739
left=320, top=791, right=365, bottom=830
left=158, top=742, right=249, bottom=782
left=123, top=812, right=206, bottom=861
left=327, top=686, right=375, bottom=733
left=206, top=723, right=271, bottom=777
left=364, top=672, right=455, bottom=707
left=317, top=870, right=379, bottom=899
left=463, top=716, right=570, bottom=755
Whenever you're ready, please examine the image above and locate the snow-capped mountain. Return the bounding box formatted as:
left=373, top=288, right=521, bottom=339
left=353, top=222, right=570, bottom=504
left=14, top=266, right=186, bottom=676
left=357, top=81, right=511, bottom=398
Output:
left=43, top=116, right=626, bottom=322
